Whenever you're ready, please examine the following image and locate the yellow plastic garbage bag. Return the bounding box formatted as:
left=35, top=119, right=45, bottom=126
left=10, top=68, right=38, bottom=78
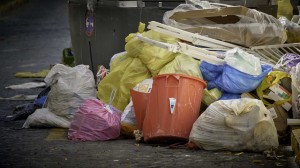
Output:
left=256, top=71, right=290, bottom=105
left=159, top=54, right=203, bottom=79
left=110, top=52, right=129, bottom=70
left=201, top=88, right=223, bottom=106
left=125, top=30, right=178, bottom=76
left=97, top=54, right=151, bottom=111
left=15, top=69, right=50, bottom=78
left=277, top=0, right=293, bottom=20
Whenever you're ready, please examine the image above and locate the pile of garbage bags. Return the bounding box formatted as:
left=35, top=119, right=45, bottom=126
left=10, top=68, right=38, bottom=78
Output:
left=9, top=2, right=300, bottom=154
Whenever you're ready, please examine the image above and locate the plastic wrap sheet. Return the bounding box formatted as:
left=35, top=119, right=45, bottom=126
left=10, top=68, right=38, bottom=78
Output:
left=164, top=5, right=287, bottom=47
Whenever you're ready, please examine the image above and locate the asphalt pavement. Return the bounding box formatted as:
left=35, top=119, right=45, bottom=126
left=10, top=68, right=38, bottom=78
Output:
left=0, top=0, right=298, bottom=167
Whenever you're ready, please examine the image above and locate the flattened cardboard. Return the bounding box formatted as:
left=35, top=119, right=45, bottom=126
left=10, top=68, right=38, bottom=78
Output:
left=267, top=104, right=289, bottom=136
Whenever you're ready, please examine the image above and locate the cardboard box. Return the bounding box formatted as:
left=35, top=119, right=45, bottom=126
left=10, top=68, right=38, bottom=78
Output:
left=291, top=129, right=300, bottom=165
left=265, top=83, right=292, bottom=111
left=169, top=6, right=286, bottom=47
left=267, top=104, right=289, bottom=136
left=288, top=119, right=300, bottom=141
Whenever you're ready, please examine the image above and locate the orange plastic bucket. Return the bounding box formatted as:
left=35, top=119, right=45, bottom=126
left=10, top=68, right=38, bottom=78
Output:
left=130, top=89, right=150, bottom=131
left=142, top=74, right=206, bottom=142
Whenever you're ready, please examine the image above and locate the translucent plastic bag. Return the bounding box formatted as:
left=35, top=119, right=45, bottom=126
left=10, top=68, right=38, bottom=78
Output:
left=274, top=53, right=300, bottom=73
left=159, top=54, right=203, bottom=79
left=291, top=63, right=300, bottom=118
left=97, top=54, right=151, bottom=111
left=189, top=98, right=278, bottom=152
left=224, top=48, right=262, bottom=76
left=125, top=30, right=178, bottom=76
left=68, top=98, right=121, bottom=141
left=44, top=64, right=96, bottom=119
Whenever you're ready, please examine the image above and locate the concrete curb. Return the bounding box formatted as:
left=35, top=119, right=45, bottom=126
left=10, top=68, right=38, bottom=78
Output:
left=0, top=0, right=29, bottom=15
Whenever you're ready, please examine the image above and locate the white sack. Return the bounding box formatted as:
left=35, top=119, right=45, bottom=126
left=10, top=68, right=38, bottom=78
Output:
left=44, top=64, right=96, bottom=119
left=189, top=98, right=278, bottom=152
left=224, top=48, right=262, bottom=76
left=23, top=108, right=70, bottom=128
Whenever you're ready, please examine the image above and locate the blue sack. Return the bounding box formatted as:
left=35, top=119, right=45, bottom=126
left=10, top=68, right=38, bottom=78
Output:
left=212, top=64, right=272, bottom=94
left=200, top=61, right=272, bottom=94
left=219, top=93, right=241, bottom=100
left=200, top=61, right=224, bottom=81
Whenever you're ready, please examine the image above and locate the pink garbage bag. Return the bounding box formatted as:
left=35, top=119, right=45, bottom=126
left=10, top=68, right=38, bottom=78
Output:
left=68, top=98, right=121, bottom=141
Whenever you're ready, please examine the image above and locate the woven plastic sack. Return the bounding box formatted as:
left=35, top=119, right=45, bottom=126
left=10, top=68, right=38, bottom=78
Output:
left=159, top=54, right=203, bottom=79
left=125, top=30, right=178, bottom=76
left=97, top=54, right=151, bottom=111
left=44, top=64, right=96, bottom=119
left=68, top=98, right=121, bottom=141
left=189, top=98, right=278, bottom=152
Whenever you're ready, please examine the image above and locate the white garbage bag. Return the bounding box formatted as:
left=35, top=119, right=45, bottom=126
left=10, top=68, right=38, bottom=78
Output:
left=291, top=63, right=300, bottom=118
left=44, top=64, right=96, bottom=119
left=23, top=108, right=70, bottom=128
left=224, top=48, right=262, bottom=76
left=189, top=98, right=278, bottom=152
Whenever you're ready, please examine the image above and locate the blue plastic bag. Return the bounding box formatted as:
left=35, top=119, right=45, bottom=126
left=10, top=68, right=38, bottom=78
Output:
left=200, top=61, right=272, bottom=94
left=219, top=93, right=241, bottom=100
left=6, top=87, right=50, bottom=121
left=213, top=64, right=272, bottom=94
left=200, top=61, right=223, bottom=81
